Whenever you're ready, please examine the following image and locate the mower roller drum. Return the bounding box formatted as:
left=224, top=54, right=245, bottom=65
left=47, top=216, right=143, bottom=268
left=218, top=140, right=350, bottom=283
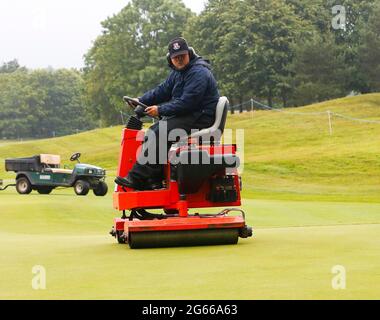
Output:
left=128, top=228, right=239, bottom=249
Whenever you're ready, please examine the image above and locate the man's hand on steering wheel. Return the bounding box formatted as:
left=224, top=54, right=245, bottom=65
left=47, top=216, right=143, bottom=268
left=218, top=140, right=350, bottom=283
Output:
left=127, top=98, right=140, bottom=109
left=123, top=96, right=159, bottom=119
left=146, top=105, right=159, bottom=117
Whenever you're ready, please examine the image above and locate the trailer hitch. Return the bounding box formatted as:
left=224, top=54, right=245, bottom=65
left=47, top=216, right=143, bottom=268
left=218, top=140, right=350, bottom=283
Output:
left=0, top=179, right=15, bottom=191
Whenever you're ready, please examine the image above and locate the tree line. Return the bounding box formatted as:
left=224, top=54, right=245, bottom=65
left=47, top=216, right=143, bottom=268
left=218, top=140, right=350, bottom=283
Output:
left=1, top=0, right=380, bottom=137
left=0, top=61, right=95, bottom=139
left=84, top=0, right=380, bottom=124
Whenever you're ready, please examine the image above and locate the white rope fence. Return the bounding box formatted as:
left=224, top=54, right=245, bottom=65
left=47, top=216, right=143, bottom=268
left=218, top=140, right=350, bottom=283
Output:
left=119, top=98, right=380, bottom=136
left=231, top=98, right=380, bottom=135
left=332, top=112, right=380, bottom=124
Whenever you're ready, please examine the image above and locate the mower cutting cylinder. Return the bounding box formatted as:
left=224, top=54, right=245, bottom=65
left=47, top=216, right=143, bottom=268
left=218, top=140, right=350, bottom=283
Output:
left=128, top=228, right=239, bottom=249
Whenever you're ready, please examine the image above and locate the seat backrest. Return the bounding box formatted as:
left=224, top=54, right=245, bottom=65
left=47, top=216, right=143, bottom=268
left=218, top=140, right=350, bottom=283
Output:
left=189, top=96, right=229, bottom=141
left=216, top=96, right=229, bottom=134
left=40, top=154, right=61, bottom=166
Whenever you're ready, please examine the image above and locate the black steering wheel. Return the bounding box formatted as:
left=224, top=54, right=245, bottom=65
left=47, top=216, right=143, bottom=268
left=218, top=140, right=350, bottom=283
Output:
left=123, top=96, right=153, bottom=119
left=70, top=152, right=81, bottom=162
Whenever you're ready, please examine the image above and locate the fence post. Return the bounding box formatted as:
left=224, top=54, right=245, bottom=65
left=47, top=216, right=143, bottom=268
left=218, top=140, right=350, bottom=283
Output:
left=120, top=111, right=125, bottom=125
left=327, top=111, right=333, bottom=136
left=251, top=98, right=254, bottom=112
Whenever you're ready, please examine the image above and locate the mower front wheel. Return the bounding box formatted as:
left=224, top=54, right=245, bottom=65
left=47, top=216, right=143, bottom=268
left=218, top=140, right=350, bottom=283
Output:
left=74, top=180, right=90, bottom=196
left=93, top=181, right=108, bottom=196
left=16, top=177, right=32, bottom=195
left=116, top=231, right=127, bottom=244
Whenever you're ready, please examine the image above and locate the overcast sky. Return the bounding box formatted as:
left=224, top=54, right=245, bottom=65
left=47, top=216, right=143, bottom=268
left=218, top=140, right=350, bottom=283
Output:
left=0, top=0, right=206, bottom=69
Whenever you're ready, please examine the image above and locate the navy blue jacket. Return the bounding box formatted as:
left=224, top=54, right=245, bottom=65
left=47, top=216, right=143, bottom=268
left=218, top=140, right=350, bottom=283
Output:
left=139, top=55, right=220, bottom=118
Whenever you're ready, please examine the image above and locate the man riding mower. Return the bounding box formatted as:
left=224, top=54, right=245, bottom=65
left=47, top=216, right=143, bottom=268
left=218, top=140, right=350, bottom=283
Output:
left=111, top=37, right=252, bottom=248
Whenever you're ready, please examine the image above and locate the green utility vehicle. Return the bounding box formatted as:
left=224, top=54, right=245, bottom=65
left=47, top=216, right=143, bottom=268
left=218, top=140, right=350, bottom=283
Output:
left=3, top=153, right=108, bottom=196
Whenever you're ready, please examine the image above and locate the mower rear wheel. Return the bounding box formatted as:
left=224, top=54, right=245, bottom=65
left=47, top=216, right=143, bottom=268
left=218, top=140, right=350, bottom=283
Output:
left=93, top=181, right=108, bottom=196
left=16, top=177, right=32, bottom=195
left=74, top=180, right=90, bottom=196
left=37, top=186, right=54, bottom=195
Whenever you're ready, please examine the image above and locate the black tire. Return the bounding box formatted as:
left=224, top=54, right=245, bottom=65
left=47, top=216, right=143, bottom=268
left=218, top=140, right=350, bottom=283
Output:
left=16, top=177, right=32, bottom=195
left=37, top=187, right=54, bottom=195
left=164, top=209, right=179, bottom=215
left=74, top=180, right=90, bottom=196
left=93, top=181, right=108, bottom=196
left=116, top=231, right=126, bottom=244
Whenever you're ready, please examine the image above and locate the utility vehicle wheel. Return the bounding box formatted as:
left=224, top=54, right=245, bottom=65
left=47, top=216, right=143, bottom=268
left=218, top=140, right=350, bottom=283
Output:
left=74, top=180, right=90, bottom=196
left=16, top=177, right=32, bottom=195
left=93, top=181, right=108, bottom=196
left=37, top=187, right=54, bottom=195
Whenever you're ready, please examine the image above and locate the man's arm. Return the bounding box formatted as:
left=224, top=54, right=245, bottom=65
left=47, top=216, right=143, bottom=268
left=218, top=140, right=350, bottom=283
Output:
left=139, top=73, right=174, bottom=106
left=158, top=67, right=209, bottom=117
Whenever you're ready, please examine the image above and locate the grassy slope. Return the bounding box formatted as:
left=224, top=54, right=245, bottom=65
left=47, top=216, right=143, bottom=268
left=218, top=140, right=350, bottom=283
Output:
left=1, top=93, right=379, bottom=202
left=228, top=93, right=380, bottom=202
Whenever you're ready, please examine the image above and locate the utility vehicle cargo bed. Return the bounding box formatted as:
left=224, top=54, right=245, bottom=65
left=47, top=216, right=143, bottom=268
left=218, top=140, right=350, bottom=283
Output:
left=5, top=156, right=41, bottom=172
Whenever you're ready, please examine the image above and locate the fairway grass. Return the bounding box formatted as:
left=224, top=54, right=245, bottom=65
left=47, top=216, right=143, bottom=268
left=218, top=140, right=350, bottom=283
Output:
left=1, top=189, right=379, bottom=300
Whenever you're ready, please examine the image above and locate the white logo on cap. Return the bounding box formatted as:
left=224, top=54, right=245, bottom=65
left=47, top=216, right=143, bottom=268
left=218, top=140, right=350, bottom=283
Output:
left=173, top=43, right=181, bottom=50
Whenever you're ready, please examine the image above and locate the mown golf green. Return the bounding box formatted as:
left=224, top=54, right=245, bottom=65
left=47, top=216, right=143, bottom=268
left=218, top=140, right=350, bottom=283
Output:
left=1, top=94, right=380, bottom=299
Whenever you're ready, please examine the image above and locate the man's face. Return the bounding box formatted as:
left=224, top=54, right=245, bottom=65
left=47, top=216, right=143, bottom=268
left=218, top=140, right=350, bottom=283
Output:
left=171, top=53, right=190, bottom=70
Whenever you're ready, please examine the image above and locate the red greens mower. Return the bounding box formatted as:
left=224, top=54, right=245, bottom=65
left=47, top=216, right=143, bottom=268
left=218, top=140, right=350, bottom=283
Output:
left=110, top=96, right=252, bottom=249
